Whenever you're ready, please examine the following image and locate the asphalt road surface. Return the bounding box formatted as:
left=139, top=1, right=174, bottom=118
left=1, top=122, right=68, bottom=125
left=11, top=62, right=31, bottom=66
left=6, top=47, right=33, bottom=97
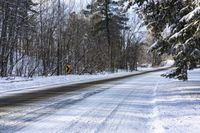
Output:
left=0, top=70, right=200, bottom=133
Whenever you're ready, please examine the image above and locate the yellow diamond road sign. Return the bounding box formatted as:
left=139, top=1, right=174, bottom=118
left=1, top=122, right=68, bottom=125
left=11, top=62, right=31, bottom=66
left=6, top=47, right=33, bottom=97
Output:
left=65, top=65, right=71, bottom=73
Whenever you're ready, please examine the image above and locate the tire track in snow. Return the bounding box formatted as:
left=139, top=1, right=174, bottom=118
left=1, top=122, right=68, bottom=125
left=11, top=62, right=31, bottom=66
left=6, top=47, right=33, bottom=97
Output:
left=57, top=82, right=135, bottom=133
left=0, top=86, right=111, bottom=133
left=92, top=81, right=158, bottom=133
left=151, top=82, right=165, bottom=133
left=94, top=89, right=135, bottom=133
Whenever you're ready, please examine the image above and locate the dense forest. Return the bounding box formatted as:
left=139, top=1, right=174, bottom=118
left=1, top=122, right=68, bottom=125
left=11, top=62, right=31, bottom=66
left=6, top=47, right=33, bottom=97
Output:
left=0, top=0, right=199, bottom=80
left=0, top=0, right=152, bottom=77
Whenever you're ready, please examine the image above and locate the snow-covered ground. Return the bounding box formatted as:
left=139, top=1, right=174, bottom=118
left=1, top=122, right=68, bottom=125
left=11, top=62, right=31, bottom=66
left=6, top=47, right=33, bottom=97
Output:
left=160, top=59, right=175, bottom=67
left=0, top=67, right=166, bottom=98
left=0, top=68, right=200, bottom=133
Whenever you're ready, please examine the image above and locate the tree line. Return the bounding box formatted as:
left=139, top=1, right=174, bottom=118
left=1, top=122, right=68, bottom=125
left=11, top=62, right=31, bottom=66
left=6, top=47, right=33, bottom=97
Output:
left=0, top=0, right=151, bottom=77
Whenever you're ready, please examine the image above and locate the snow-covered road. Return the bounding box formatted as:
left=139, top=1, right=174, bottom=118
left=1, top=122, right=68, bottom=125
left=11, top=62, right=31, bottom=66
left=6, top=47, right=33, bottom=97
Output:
left=0, top=69, right=200, bottom=133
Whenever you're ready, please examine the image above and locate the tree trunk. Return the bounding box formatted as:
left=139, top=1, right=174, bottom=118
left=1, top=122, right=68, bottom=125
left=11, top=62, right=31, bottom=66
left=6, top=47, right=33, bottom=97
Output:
left=0, top=3, right=10, bottom=77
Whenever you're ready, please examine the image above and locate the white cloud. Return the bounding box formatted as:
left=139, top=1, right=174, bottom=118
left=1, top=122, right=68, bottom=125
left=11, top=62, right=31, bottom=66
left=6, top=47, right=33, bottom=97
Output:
left=64, top=0, right=91, bottom=12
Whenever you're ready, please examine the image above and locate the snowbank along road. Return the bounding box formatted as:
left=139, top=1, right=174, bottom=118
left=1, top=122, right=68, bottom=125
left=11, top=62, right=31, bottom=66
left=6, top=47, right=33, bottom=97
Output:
left=0, top=69, right=200, bottom=133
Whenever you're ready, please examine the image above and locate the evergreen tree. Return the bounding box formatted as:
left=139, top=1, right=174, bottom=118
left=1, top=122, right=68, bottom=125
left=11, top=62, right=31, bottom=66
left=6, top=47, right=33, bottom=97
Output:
left=84, top=0, right=129, bottom=72
left=129, top=0, right=200, bottom=80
